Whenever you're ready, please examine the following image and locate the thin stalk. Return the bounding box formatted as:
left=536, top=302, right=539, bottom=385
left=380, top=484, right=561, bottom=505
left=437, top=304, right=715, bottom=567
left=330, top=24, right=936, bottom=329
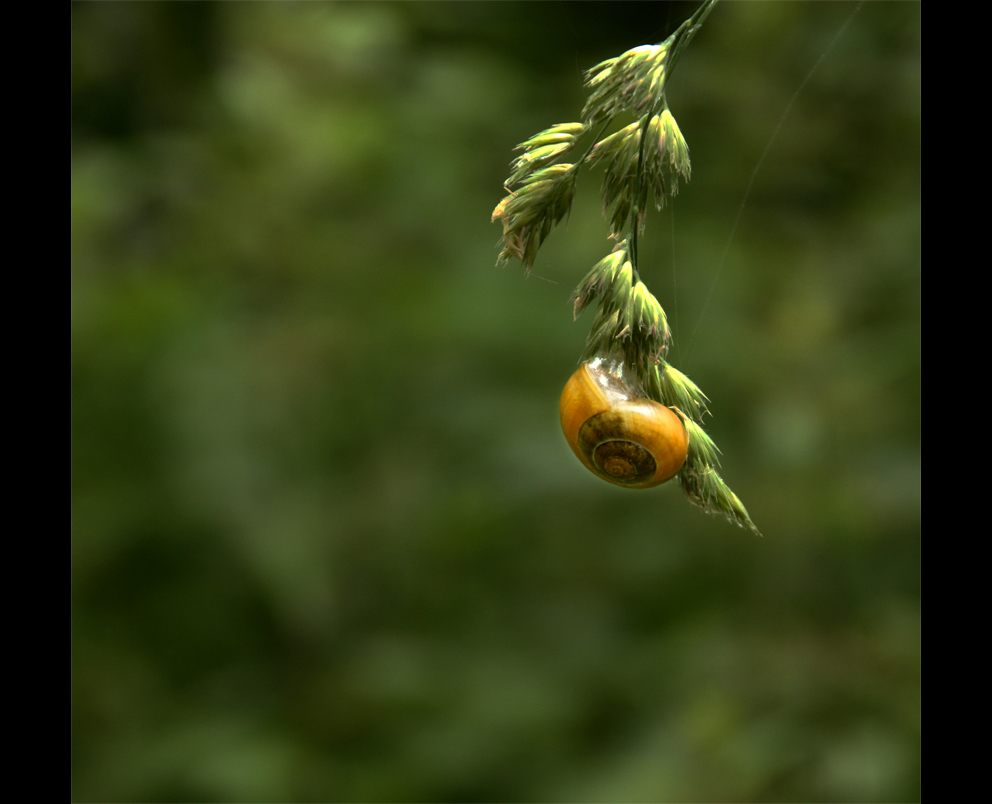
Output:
left=627, top=112, right=653, bottom=281
left=575, top=119, right=616, bottom=174
left=667, top=0, right=718, bottom=79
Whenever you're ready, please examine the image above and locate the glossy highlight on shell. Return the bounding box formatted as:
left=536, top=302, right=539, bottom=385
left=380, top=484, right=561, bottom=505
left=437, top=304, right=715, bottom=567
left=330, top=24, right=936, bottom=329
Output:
left=560, top=359, right=688, bottom=488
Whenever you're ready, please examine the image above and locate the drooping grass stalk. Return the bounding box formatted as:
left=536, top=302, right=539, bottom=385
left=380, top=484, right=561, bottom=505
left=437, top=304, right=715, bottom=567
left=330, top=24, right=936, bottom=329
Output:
left=493, top=0, right=758, bottom=535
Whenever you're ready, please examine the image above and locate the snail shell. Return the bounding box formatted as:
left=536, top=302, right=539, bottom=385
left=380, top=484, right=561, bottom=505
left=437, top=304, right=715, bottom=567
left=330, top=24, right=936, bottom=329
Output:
left=560, top=358, right=688, bottom=488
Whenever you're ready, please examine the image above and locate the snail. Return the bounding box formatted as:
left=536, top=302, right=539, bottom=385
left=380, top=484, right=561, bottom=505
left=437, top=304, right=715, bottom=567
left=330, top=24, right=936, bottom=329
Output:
left=560, top=357, right=688, bottom=488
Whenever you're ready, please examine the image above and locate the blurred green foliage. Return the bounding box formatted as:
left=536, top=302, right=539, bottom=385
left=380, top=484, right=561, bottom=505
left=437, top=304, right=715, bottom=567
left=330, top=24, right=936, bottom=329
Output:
left=71, top=2, right=920, bottom=801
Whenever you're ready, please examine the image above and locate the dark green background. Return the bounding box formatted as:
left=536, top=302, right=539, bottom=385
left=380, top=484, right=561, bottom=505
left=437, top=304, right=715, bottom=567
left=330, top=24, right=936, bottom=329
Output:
left=71, top=2, right=920, bottom=801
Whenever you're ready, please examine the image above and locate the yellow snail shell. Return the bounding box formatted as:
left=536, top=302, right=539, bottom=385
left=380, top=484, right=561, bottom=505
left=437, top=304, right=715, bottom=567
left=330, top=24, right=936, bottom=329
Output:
left=560, top=358, right=688, bottom=488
